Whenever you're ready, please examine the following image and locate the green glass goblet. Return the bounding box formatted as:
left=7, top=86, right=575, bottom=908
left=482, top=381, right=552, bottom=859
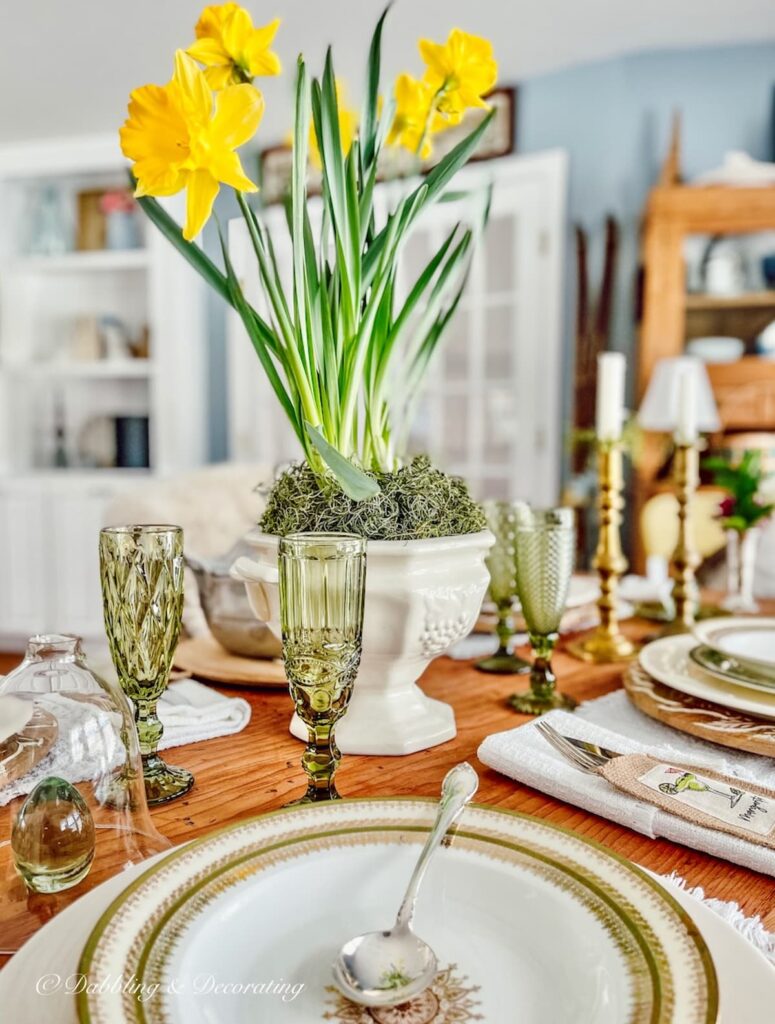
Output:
left=510, top=508, right=577, bottom=715
left=99, top=525, right=193, bottom=805
left=477, top=500, right=530, bottom=675
left=279, top=533, right=366, bottom=804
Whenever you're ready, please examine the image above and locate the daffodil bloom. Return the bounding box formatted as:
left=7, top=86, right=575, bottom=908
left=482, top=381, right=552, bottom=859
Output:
left=387, top=73, right=437, bottom=159
left=120, top=50, right=263, bottom=240
left=187, top=3, right=281, bottom=89
left=309, top=79, right=357, bottom=169
left=419, top=28, right=497, bottom=124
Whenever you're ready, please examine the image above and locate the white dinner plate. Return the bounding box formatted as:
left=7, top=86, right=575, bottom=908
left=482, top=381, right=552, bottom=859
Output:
left=1, top=844, right=773, bottom=1022
left=693, top=618, right=775, bottom=673
left=639, top=635, right=775, bottom=720
left=76, top=800, right=717, bottom=1024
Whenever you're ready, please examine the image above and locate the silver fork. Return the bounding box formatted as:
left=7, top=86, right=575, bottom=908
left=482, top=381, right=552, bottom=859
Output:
left=534, top=720, right=621, bottom=775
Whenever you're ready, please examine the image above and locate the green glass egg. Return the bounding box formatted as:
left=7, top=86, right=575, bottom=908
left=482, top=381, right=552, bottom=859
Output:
left=11, top=776, right=95, bottom=894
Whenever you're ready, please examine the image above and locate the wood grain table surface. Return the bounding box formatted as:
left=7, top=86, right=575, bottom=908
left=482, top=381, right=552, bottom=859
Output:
left=1, top=609, right=774, bottom=968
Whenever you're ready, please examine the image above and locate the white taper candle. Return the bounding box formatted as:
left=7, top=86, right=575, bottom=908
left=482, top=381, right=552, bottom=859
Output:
left=595, top=352, right=626, bottom=442
left=675, top=366, right=698, bottom=444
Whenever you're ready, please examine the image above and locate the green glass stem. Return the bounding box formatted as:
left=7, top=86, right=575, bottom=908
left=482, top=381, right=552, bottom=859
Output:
left=529, top=632, right=557, bottom=695
left=476, top=601, right=531, bottom=675
left=134, top=697, right=163, bottom=758
left=495, top=603, right=513, bottom=654
left=297, top=722, right=342, bottom=803
left=509, top=631, right=576, bottom=715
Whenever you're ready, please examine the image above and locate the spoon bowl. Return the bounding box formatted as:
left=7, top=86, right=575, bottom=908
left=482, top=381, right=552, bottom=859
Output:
left=332, top=927, right=438, bottom=1008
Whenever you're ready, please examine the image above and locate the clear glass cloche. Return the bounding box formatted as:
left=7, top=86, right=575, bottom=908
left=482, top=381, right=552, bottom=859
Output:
left=0, top=634, right=170, bottom=952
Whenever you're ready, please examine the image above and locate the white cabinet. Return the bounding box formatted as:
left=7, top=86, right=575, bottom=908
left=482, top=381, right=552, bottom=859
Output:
left=0, top=135, right=208, bottom=644
left=0, top=487, right=47, bottom=636
left=0, top=477, right=137, bottom=644
left=226, top=150, right=568, bottom=505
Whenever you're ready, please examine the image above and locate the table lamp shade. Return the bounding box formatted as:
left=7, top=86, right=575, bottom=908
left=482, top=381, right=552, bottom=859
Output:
left=637, top=356, right=721, bottom=434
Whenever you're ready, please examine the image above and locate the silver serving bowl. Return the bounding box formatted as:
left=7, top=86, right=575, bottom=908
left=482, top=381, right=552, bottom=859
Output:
left=186, top=548, right=281, bottom=659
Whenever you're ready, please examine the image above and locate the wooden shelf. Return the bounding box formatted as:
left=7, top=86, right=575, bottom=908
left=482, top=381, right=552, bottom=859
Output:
left=685, top=291, right=775, bottom=311
left=16, top=249, right=149, bottom=273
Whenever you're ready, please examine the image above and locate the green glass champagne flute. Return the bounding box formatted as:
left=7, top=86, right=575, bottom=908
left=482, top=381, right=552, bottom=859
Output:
left=279, top=533, right=366, bottom=804
left=99, top=525, right=193, bottom=804
left=510, top=508, right=577, bottom=715
left=477, top=500, right=530, bottom=674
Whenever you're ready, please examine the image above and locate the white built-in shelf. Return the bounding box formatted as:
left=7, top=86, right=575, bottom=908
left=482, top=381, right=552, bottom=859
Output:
left=3, top=359, right=154, bottom=379
left=16, top=249, right=149, bottom=273
left=5, top=468, right=155, bottom=487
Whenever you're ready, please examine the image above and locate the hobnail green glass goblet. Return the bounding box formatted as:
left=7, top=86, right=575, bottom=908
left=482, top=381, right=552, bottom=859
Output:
left=279, top=533, right=366, bottom=804
left=99, top=525, right=193, bottom=804
left=477, top=500, right=530, bottom=675
left=510, top=508, right=577, bottom=715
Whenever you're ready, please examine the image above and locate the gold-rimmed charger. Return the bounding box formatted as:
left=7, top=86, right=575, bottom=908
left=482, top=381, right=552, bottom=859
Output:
left=76, top=800, right=718, bottom=1024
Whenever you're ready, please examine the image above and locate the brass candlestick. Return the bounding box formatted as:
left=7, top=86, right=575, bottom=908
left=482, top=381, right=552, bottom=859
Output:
left=568, top=441, right=637, bottom=663
left=664, top=441, right=701, bottom=633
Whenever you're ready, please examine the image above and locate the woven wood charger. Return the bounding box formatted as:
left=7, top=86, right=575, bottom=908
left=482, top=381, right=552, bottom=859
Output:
left=624, top=661, right=775, bottom=757
left=173, top=634, right=287, bottom=688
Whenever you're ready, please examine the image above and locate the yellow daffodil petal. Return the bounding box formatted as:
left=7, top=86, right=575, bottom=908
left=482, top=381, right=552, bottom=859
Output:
left=245, top=45, right=282, bottom=78
left=132, top=166, right=186, bottom=197
left=186, top=36, right=230, bottom=67
left=387, top=73, right=436, bottom=158
left=190, top=4, right=281, bottom=87
left=184, top=169, right=220, bottom=240
left=247, top=16, right=280, bottom=50
left=174, top=50, right=213, bottom=123
left=418, top=28, right=497, bottom=123
left=120, top=82, right=192, bottom=198
left=244, top=17, right=281, bottom=76
left=203, top=64, right=239, bottom=90
left=195, top=3, right=239, bottom=42
left=209, top=150, right=257, bottom=192
left=120, top=83, right=188, bottom=166
left=417, top=39, right=447, bottom=81
left=211, top=83, right=264, bottom=149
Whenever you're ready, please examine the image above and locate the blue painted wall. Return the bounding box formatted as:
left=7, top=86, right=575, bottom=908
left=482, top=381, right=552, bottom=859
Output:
left=204, top=41, right=775, bottom=458
left=518, top=42, right=775, bottom=389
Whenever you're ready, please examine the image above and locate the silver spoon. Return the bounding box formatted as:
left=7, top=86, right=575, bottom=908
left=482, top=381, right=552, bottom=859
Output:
left=332, top=762, right=479, bottom=1008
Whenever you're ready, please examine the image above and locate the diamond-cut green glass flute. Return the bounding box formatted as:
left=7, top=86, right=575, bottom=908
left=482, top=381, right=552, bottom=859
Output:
left=99, top=525, right=193, bottom=804
left=477, top=500, right=530, bottom=675
left=279, top=533, right=366, bottom=804
left=510, top=508, right=577, bottom=715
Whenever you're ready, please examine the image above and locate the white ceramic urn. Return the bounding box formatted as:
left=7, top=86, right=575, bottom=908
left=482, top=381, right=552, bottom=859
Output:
left=232, top=529, right=493, bottom=756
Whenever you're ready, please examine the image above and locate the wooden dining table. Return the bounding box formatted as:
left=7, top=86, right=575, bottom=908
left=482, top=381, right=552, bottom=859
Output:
left=2, top=608, right=775, bottom=969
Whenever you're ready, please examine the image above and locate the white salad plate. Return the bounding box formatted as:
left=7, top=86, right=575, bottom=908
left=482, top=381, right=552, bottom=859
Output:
left=693, top=618, right=775, bottom=673
left=640, top=635, right=775, bottom=720
left=74, top=799, right=717, bottom=1024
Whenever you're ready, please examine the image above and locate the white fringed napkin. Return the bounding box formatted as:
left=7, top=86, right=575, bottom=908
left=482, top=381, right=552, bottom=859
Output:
left=478, top=689, right=775, bottom=877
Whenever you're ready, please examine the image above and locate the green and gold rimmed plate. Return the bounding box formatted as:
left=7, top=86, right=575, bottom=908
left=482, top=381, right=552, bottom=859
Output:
left=693, top=617, right=775, bottom=674
left=76, top=800, right=718, bottom=1024
left=690, top=644, right=775, bottom=694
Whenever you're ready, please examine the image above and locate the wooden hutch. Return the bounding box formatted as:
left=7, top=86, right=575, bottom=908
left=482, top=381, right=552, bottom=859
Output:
left=634, top=127, right=775, bottom=570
